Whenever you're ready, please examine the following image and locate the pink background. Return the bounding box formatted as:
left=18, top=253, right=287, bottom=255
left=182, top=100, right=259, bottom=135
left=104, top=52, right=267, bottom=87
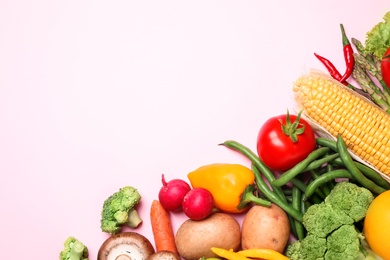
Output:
left=1, top=1, right=389, bottom=259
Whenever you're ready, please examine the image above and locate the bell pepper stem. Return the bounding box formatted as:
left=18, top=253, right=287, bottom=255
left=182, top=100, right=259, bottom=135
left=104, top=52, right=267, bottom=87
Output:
left=237, top=185, right=271, bottom=210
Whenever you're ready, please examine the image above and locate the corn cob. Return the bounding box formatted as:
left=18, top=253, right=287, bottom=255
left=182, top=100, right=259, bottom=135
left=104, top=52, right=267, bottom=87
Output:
left=293, top=70, right=390, bottom=176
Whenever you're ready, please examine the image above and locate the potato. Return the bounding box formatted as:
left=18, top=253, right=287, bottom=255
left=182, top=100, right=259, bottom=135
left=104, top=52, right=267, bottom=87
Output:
left=147, top=251, right=180, bottom=260
left=175, top=212, right=241, bottom=260
left=241, top=204, right=290, bottom=253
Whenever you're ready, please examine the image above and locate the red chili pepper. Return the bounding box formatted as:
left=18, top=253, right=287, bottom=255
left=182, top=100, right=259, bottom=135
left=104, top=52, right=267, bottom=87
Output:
left=314, top=53, right=348, bottom=86
left=339, top=24, right=354, bottom=82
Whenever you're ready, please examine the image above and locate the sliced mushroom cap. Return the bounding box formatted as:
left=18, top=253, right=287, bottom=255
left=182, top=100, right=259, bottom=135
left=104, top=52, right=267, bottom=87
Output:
left=98, top=232, right=155, bottom=260
left=146, top=251, right=180, bottom=260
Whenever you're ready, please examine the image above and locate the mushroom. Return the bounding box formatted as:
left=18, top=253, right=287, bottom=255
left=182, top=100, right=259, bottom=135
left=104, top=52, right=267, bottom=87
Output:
left=98, top=232, right=155, bottom=260
left=147, top=251, right=180, bottom=260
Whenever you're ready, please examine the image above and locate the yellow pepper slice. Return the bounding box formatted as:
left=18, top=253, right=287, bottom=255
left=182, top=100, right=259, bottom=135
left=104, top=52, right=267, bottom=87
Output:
left=187, top=163, right=255, bottom=213
left=238, top=249, right=290, bottom=260
left=210, top=248, right=251, bottom=260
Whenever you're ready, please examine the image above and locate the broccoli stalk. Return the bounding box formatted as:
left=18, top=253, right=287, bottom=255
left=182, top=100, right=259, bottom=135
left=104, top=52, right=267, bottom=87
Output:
left=359, top=234, right=384, bottom=260
left=286, top=181, right=380, bottom=260
left=100, top=186, right=143, bottom=234
left=60, top=236, right=89, bottom=260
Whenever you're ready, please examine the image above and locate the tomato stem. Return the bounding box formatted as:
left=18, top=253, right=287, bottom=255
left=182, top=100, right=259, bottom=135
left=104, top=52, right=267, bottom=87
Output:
left=280, top=110, right=305, bottom=143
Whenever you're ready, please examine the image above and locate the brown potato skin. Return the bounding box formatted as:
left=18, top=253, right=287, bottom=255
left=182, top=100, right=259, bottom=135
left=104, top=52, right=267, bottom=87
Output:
left=241, top=204, right=290, bottom=253
left=175, top=213, right=241, bottom=260
left=147, top=251, right=180, bottom=260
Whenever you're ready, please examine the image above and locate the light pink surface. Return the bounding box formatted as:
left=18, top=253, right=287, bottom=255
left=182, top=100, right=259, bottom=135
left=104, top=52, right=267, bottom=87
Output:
left=0, top=1, right=389, bottom=259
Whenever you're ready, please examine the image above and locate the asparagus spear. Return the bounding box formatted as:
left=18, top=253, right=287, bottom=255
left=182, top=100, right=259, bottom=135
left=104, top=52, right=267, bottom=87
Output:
left=352, top=63, right=390, bottom=113
left=352, top=38, right=390, bottom=104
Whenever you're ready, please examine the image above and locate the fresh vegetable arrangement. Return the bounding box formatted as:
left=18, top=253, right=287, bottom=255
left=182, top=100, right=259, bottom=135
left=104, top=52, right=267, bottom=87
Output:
left=59, top=11, right=390, bottom=260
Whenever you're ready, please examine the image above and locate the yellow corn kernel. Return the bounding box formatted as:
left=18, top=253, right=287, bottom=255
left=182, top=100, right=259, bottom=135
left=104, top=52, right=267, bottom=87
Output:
left=293, top=71, right=390, bottom=176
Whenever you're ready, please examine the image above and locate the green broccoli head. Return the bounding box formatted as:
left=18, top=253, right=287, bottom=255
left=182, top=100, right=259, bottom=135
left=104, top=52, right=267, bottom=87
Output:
left=286, top=182, right=379, bottom=259
left=325, top=225, right=361, bottom=260
left=298, top=234, right=327, bottom=260
left=60, top=236, right=89, bottom=260
left=100, top=186, right=142, bottom=234
left=303, top=202, right=354, bottom=238
left=325, top=181, right=374, bottom=222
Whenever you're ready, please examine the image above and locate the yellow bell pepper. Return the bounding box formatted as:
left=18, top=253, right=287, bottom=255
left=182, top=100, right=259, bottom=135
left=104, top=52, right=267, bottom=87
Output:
left=210, top=248, right=251, bottom=260
left=238, top=249, right=290, bottom=260
left=187, top=163, right=255, bottom=213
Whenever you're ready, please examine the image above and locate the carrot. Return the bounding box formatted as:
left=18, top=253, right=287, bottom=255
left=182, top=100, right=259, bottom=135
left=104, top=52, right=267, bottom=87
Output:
left=150, top=199, right=178, bottom=253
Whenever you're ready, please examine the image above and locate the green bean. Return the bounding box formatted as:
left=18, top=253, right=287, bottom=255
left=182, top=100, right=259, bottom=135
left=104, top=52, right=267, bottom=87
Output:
left=303, top=153, right=339, bottom=172
left=326, top=164, right=334, bottom=171
left=325, top=164, right=336, bottom=190
left=287, top=214, right=297, bottom=238
left=220, top=140, right=287, bottom=202
left=304, top=176, right=327, bottom=202
left=288, top=177, right=307, bottom=193
left=251, top=164, right=303, bottom=223
left=250, top=164, right=284, bottom=205
left=290, top=177, right=324, bottom=203
left=292, top=186, right=305, bottom=240
left=282, top=186, right=322, bottom=205
left=316, top=137, right=338, bottom=152
left=336, top=134, right=386, bottom=194
left=304, top=169, right=353, bottom=199
left=317, top=137, right=390, bottom=190
left=310, top=170, right=331, bottom=197
left=302, top=200, right=311, bottom=215
left=272, top=147, right=330, bottom=187
left=332, top=157, right=390, bottom=190
left=285, top=196, right=293, bottom=203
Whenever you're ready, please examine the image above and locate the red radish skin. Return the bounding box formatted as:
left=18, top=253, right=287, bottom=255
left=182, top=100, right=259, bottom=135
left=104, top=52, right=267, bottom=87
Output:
left=158, top=174, right=191, bottom=212
left=182, top=188, right=215, bottom=220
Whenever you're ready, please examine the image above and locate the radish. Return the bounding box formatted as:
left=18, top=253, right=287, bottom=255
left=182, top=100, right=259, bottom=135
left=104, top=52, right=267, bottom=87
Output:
left=182, top=188, right=215, bottom=220
left=158, top=174, right=191, bottom=212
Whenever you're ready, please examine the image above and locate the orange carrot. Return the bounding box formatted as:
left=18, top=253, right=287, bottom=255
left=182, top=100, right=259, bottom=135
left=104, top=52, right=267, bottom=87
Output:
left=150, top=199, right=178, bottom=253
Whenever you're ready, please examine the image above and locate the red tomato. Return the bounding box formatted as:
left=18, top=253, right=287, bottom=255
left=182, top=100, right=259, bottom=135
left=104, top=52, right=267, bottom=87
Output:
left=381, top=47, right=390, bottom=88
left=256, top=112, right=316, bottom=172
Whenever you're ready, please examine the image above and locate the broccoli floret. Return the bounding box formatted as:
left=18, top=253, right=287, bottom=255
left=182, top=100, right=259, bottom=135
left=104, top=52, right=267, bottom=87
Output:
left=100, top=186, right=142, bottom=234
left=285, top=240, right=301, bottom=260
left=286, top=234, right=327, bottom=260
left=286, top=181, right=380, bottom=259
left=303, top=202, right=354, bottom=238
left=299, top=234, right=327, bottom=260
left=59, top=236, right=88, bottom=260
left=325, top=181, right=374, bottom=222
left=325, top=225, right=361, bottom=260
